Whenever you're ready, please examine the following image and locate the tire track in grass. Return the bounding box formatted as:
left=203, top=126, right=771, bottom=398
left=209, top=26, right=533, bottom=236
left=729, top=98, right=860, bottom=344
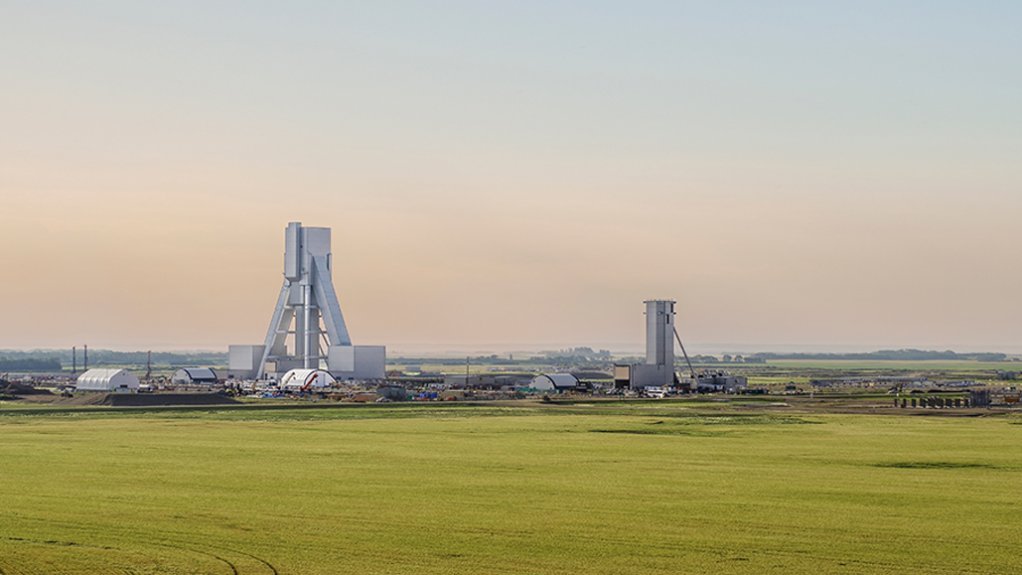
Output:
left=151, top=540, right=281, bottom=575
left=10, top=514, right=1012, bottom=574
left=155, top=541, right=274, bottom=575
left=146, top=539, right=277, bottom=575
left=149, top=540, right=283, bottom=575
left=5, top=518, right=278, bottom=574
left=219, top=547, right=279, bottom=575
left=1, top=536, right=240, bottom=575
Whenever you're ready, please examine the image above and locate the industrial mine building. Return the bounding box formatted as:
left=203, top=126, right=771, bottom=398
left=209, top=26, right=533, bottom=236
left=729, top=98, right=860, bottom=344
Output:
left=613, top=299, right=747, bottom=393
left=615, top=300, right=679, bottom=389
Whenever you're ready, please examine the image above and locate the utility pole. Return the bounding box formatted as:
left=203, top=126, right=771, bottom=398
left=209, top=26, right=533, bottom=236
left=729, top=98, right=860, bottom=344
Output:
left=145, top=351, right=152, bottom=383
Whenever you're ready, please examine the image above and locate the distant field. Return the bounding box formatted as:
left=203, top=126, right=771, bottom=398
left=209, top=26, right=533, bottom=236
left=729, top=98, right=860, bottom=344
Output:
left=1, top=402, right=1021, bottom=574
left=762, top=359, right=1020, bottom=372
left=389, top=359, right=1021, bottom=377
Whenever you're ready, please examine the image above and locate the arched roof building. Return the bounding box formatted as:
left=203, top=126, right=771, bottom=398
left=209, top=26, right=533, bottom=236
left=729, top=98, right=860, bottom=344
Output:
left=280, top=369, right=337, bottom=390
left=530, top=373, right=580, bottom=393
left=171, top=368, right=219, bottom=385
left=76, top=369, right=140, bottom=392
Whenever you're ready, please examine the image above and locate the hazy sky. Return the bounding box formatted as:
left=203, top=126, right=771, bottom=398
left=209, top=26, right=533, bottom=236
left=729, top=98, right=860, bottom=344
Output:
left=2, top=1, right=1020, bottom=354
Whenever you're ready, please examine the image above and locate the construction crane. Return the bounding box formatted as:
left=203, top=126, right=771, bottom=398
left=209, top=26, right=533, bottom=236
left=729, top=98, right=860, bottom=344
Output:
left=300, top=371, right=322, bottom=393
left=672, top=326, right=698, bottom=381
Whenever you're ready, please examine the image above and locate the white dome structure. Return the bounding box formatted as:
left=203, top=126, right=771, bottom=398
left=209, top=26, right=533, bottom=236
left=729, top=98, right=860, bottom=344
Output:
left=531, top=373, right=580, bottom=393
left=76, top=369, right=140, bottom=392
left=171, top=367, right=219, bottom=385
left=280, top=369, right=337, bottom=390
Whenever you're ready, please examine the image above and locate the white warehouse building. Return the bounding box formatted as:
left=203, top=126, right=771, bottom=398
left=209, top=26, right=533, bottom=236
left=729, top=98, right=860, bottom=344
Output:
left=76, top=369, right=140, bottom=392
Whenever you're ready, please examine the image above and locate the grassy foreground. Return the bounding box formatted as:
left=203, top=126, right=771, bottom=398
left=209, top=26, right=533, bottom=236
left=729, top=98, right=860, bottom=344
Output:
left=1, top=402, right=1020, bottom=574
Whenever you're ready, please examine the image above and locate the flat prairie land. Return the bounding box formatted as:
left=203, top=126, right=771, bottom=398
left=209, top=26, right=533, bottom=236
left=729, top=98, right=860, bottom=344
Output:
left=1, top=402, right=1020, bottom=574
left=760, top=359, right=1019, bottom=372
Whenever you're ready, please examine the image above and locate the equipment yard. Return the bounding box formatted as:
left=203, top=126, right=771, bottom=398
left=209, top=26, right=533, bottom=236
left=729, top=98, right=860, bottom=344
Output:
left=1, top=399, right=1020, bottom=574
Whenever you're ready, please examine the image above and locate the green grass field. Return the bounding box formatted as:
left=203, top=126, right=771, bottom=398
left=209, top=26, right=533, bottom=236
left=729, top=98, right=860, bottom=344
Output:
left=1, top=402, right=1020, bottom=574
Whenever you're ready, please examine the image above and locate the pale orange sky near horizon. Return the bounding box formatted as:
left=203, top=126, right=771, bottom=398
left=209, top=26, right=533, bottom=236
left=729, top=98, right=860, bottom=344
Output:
left=2, top=2, right=1020, bottom=354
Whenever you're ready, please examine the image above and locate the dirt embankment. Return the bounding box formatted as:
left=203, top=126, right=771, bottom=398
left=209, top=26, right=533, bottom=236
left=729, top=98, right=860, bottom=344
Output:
left=97, top=393, right=240, bottom=407
left=3, top=389, right=240, bottom=407
left=0, top=382, right=54, bottom=396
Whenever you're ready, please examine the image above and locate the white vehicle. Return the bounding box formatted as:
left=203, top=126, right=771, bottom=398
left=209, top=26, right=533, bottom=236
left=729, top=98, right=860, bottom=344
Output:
left=645, top=387, right=669, bottom=399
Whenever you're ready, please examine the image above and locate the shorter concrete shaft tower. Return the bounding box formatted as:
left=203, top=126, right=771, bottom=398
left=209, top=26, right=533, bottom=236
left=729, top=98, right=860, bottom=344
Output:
left=612, top=299, right=678, bottom=389
left=645, top=299, right=675, bottom=370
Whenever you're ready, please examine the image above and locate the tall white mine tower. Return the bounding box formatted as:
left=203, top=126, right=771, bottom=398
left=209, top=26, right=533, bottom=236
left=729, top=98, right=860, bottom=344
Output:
left=229, top=222, right=385, bottom=381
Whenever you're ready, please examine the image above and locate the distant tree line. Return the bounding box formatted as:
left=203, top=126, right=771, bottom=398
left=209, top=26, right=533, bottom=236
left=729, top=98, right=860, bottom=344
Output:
left=690, top=355, right=766, bottom=364
left=396, top=356, right=519, bottom=366
left=0, top=349, right=228, bottom=370
left=746, top=349, right=1008, bottom=362
left=0, top=357, right=62, bottom=371
left=396, top=348, right=614, bottom=367
left=540, top=347, right=612, bottom=360
left=68, top=350, right=228, bottom=367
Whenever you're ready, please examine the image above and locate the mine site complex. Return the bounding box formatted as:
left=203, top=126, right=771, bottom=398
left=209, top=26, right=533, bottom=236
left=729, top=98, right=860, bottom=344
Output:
left=2, top=225, right=1019, bottom=575
left=5, top=4, right=1021, bottom=573
left=3, top=222, right=1020, bottom=413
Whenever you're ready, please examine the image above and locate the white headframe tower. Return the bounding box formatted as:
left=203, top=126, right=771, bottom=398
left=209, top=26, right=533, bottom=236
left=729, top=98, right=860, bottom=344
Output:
left=229, top=222, right=385, bottom=381
left=258, top=222, right=350, bottom=377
